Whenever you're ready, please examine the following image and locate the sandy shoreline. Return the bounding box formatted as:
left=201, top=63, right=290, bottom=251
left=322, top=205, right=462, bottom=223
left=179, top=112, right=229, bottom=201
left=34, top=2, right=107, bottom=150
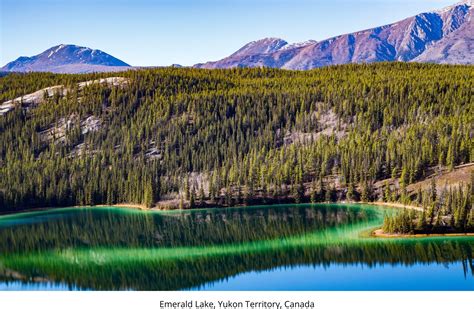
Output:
left=362, top=201, right=423, bottom=212
left=371, top=228, right=474, bottom=238
left=82, top=203, right=150, bottom=211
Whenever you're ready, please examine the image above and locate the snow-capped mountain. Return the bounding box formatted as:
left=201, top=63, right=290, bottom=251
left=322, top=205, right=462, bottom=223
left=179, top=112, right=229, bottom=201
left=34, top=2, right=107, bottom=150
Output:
left=196, top=0, right=474, bottom=69
left=1, top=44, right=131, bottom=73
left=230, top=38, right=289, bottom=57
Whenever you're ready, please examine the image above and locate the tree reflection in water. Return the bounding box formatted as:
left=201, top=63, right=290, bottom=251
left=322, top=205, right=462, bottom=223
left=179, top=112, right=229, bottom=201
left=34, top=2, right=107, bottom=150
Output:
left=0, top=204, right=472, bottom=290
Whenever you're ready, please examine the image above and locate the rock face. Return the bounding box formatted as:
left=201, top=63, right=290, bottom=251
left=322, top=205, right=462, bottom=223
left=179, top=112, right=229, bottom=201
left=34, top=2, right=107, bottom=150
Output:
left=1, top=44, right=131, bottom=73
left=413, top=2, right=474, bottom=64
left=196, top=0, right=474, bottom=69
left=0, top=77, right=129, bottom=116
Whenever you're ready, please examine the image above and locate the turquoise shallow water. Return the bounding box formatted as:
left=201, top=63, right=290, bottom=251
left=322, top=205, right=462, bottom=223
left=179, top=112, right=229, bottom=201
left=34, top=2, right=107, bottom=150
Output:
left=0, top=204, right=473, bottom=290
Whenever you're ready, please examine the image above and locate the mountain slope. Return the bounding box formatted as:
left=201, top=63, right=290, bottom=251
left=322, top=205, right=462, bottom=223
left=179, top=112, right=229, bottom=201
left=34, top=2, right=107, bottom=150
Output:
left=196, top=0, right=473, bottom=69
left=1, top=44, right=131, bottom=73
left=413, top=4, right=474, bottom=64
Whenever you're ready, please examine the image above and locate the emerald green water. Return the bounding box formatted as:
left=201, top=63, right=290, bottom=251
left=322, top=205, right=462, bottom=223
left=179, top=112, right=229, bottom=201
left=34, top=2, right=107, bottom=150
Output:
left=0, top=204, right=473, bottom=290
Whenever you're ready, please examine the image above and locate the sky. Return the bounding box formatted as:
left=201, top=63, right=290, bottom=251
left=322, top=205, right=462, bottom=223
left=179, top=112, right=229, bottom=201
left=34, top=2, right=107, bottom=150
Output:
left=1, top=0, right=457, bottom=67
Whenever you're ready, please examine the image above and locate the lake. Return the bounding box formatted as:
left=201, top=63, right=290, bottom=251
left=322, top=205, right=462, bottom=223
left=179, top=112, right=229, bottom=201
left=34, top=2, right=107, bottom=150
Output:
left=0, top=204, right=473, bottom=291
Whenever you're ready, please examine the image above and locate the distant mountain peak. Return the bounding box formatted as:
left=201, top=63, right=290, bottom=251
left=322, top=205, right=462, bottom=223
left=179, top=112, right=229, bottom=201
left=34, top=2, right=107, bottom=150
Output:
left=230, top=38, right=288, bottom=57
left=280, top=40, right=318, bottom=51
left=2, top=44, right=130, bottom=73
left=432, top=0, right=472, bottom=14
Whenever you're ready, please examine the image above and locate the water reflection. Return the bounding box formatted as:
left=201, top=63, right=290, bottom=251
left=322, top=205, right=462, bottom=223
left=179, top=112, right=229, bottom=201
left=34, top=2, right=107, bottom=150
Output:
left=0, top=204, right=472, bottom=291
left=0, top=205, right=376, bottom=253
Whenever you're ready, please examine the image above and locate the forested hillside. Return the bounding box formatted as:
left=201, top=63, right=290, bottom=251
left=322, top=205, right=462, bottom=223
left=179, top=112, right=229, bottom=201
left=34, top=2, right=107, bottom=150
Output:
left=0, top=63, right=473, bottom=231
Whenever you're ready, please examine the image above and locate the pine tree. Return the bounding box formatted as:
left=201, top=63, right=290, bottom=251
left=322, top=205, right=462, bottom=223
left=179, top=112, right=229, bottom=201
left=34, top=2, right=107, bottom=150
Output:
left=184, top=177, right=190, bottom=201
left=346, top=182, right=354, bottom=201
left=416, top=210, right=426, bottom=230
left=199, top=185, right=206, bottom=206
left=189, top=186, right=196, bottom=208
left=143, top=180, right=154, bottom=208
left=225, top=186, right=232, bottom=206
left=416, top=187, right=422, bottom=206
left=236, top=184, right=243, bottom=205
left=430, top=177, right=437, bottom=202
left=383, top=181, right=391, bottom=202
left=310, top=180, right=318, bottom=204
left=361, top=182, right=369, bottom=202
left=318, top=177, right=326, bottom=201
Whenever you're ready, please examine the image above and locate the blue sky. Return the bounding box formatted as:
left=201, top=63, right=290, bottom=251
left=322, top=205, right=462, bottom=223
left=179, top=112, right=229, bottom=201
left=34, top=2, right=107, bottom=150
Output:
left=1, top=0, right=457, bottom=66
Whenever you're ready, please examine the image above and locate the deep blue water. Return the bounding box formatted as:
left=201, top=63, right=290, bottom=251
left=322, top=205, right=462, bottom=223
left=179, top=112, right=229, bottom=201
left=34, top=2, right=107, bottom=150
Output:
left=200, top=262, right=474, bottom=291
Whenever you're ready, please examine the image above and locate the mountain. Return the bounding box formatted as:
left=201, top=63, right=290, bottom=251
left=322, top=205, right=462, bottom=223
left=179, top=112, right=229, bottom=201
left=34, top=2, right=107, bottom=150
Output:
left=1, top=44, right=131, bottom=73
left=195, top=0, right=474, bottom=69
left=2, top=1, right=472, bottom=73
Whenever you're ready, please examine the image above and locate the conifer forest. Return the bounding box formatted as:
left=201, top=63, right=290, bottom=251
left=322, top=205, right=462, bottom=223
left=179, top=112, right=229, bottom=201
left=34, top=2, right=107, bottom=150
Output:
left=1, top=63, right=473, bottom=234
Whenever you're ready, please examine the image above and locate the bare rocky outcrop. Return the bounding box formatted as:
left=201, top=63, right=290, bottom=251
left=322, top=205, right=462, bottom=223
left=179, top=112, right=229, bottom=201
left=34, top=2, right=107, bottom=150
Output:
left=39, top=114, right=102, bottom=144
left=0, top=77, right=129, bottom=116
left=0, top=85, right=66, bottom=115
left=283, top=109, right=347, bottom=145
left=77, top=77, right=129, bottom=89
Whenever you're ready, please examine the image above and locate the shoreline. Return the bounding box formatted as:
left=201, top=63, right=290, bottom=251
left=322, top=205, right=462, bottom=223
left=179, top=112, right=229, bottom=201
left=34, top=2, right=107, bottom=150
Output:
left=0, top=199, right=416, bottom=216
left=80, top=203, right=150, bottom=211
left=0, top=203, right=150, bottom=217
left=371, top=228, right=474, bottom=238
left=361, top=201, right=423, bottom=212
